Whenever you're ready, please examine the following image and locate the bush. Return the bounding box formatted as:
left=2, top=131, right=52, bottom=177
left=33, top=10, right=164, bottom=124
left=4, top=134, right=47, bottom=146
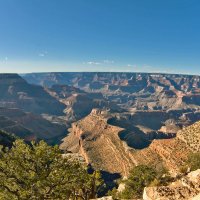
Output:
left=179, top=165, right=188, bottom=174
left=108, top=165, right=172, bottom=199
left=112, top=165, right=157, bottom=199
left=187, top=152, right=200, bottom=171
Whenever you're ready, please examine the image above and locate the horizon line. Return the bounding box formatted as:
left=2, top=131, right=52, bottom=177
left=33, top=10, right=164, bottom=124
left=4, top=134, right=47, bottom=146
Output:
left=0, top=71, right=199, bottom=77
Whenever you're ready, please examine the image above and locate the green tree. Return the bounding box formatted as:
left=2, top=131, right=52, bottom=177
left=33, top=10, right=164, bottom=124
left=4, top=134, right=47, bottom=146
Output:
left=110, top=165, right=158, bottom=199
left=0, top=139, right=102, bottom=200
left=123, top=165, right=157, bottom=198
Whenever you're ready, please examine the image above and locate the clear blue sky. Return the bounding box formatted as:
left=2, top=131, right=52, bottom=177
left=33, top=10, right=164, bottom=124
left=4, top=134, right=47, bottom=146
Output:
left=0, top=0, right=200, bottom=74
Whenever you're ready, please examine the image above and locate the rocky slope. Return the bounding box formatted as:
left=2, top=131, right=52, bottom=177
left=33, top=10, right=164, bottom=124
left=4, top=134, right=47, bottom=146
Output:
left=137, top=119, right=200, bottom=174
left=143, top=169, right=200, bottom=200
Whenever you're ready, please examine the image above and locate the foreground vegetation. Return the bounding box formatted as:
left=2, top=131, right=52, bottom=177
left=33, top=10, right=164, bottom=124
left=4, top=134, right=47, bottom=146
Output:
left=108, top=165, right=172, bottom=199
left=180, top=152, right=200, bottom=173
left=186, top=152, right=200, bottom=171
left=1, top=137, right=199, bottom=200
left=0, top=140, right=103, bottom=200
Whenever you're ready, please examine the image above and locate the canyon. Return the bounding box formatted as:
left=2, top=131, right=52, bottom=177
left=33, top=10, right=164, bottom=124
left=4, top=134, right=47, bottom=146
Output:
left=0, top=72, right=200, bottom=175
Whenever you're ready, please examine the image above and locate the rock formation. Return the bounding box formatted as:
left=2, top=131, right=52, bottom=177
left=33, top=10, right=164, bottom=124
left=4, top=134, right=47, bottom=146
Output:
left=60, top=109, right=136, bottom=176
left=143, top=169, right=200, bottom=200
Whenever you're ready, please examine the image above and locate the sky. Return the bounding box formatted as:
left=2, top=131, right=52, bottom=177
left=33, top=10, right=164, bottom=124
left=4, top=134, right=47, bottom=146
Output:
left=0, top=0, right=200, bottom=74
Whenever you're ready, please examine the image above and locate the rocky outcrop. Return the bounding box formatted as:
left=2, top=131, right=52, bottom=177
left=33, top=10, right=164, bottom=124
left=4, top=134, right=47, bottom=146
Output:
left=143, top=169, right=200, bottom=200
left=46, top=84, right=84, bottom=100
